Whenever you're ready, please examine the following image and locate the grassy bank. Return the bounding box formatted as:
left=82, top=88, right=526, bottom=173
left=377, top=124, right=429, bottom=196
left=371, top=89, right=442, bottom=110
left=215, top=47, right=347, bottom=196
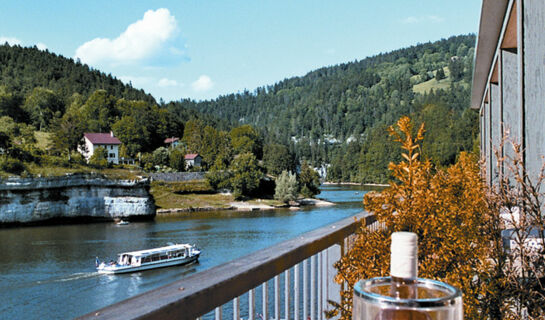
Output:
left=150, top=180, right=235, bottom=210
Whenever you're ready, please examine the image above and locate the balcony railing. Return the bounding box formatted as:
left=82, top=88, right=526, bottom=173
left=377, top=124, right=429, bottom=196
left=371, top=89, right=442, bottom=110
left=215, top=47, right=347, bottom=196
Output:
left=79, top=211, right=378, bottom=320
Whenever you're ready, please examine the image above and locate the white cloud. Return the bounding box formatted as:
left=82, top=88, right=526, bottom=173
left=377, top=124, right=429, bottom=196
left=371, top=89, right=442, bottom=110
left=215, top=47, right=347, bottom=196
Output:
left=158, top=78, right=181, bottom=87
left=401, top=15, right=444, bottom=24
left=0, top=37, right=48, bottom=50
left=75, top=8, right=178, bottom=65
left=427, top=15, right=445, bottom=23
left=192, top=75, right=214, bottom=92
left=0, top=36, right=22, bottom=46
left=36, top=42, right=47, bottom=51
left=402, top=16, right=420, bottom=24
left=324, top=48, right=336, bottom=56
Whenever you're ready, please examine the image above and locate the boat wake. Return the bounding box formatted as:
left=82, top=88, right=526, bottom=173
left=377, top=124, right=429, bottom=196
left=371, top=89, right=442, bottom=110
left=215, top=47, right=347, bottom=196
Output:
left=36, top=272, right=99, bottom=285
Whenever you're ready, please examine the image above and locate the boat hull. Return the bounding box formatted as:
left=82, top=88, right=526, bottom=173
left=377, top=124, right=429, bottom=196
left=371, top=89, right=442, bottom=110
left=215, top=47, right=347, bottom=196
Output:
left=98, top=254, right=199, bottom=274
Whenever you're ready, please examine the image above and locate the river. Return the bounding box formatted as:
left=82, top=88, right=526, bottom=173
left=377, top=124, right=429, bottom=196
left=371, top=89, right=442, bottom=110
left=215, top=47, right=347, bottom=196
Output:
left=0, top=184, right=376, bottom=319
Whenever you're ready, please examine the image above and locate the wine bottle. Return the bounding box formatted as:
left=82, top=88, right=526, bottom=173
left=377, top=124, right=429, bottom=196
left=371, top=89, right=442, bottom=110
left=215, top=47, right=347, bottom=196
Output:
left=352, top=232, right=463, bottom=320
left=374, top=232, right=430, bottom=320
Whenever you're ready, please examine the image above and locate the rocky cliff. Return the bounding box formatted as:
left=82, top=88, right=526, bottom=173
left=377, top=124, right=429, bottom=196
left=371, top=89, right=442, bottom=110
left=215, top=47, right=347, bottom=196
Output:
left=0, top=173, right=155, bottom=226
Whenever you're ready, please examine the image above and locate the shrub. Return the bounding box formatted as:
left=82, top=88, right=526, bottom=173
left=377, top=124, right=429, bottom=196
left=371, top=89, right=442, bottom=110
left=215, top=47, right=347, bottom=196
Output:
left=169, top=147, right=186, bottom=172
left=299, top=161, right=320, bottom=198
left=0, top=156, right=25, bottom=175
left=274, top=171, right=298, bottom=203
left=89, top=146, right=108, bottom=169
left=230, top=152, right=262, bottom=199
left=485, top=137, right=545, bottom=318
left=152, top=147, right=170, bottom=167
left=329, top=117, right=493, bottom=320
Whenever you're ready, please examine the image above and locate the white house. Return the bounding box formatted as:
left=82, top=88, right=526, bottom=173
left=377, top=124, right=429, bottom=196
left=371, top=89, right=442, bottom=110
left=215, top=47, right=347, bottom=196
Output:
left=79, top=132, right=122, bottom=164
left=184, top=153, right=202, bottom=169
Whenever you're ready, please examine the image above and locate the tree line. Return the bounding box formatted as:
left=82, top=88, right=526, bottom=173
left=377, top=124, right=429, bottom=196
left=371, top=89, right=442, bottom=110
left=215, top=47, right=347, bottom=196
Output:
left=174, top=34, right=478, bottom=183
left=1, top=35, right=478, bottom=189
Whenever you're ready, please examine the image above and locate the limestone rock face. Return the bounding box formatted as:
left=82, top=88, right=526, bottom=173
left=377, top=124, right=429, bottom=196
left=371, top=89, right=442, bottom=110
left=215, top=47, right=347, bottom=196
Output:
left=0, top=173, right=155, bottom=225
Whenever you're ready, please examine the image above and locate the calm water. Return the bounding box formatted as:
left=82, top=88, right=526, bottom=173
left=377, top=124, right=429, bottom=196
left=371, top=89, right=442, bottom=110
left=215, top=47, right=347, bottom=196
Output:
left=0, top=184, right=373, bottom=319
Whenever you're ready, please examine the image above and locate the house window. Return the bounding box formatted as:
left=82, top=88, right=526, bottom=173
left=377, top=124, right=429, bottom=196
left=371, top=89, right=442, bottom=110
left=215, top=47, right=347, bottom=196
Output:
left=110, top=145, right=113, bottom=150
left=109, top=153, right=115, bottom=158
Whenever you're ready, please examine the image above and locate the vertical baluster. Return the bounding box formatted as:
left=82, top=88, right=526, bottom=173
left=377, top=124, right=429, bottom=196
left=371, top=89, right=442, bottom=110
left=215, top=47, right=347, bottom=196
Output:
left=310, top=255, right=316, bottom=320
left=303, top=259, right=308, bottom=320
left=263, top=281, right=269, bottom=320
left=316, top=252, right=323, bottom=320
left=215, top=306, right=222, bottom=320
left=285, top=268, right=290, bottom=320
left=234, top=296, right=240, bottom=320
left=275, top=275, right=280, bottom=320
left=294, top=263, right=300, bottom=320
left=249, top=288, right=255, bottom=320
left=323, top=249, right=328, bottom=316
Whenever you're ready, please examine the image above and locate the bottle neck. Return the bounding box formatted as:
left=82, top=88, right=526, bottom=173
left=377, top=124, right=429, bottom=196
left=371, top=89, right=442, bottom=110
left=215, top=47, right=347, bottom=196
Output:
left=390, top=276, right=418, bottom=299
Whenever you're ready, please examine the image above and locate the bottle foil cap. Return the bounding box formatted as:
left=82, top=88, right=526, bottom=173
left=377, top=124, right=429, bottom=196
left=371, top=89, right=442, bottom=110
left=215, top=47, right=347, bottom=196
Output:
left=390, top=231, right=418, bottom=279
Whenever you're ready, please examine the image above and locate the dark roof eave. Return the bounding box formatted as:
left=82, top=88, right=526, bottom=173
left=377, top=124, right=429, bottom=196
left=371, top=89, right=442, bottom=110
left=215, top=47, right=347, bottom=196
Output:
left=470, top=0, right=509, bottom=109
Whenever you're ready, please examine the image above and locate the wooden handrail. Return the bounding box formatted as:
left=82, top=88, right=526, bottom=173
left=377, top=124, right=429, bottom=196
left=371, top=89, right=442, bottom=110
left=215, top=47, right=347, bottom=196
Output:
left=78, top=211, right=374, bottom=320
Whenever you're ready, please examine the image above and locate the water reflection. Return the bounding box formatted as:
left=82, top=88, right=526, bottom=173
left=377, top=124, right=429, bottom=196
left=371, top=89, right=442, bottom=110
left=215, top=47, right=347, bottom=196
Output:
left=0, top=184, right=373, bottom=319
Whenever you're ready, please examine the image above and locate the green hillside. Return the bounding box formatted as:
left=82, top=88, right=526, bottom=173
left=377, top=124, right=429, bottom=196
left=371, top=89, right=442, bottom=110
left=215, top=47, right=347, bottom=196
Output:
left=0, top=35, right=479, bottom=185
left=0, top=44, right=155, bottom=104
left=175, top=35, right=478, bottom=183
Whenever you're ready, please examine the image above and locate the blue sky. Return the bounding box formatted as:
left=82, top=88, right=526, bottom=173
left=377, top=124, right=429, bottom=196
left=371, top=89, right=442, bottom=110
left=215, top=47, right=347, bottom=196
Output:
left=0, top=1, right=482, bottom=102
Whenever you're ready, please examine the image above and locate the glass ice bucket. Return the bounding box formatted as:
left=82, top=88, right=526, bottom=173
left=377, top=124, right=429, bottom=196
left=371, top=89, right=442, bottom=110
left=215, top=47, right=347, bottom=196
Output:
left=353, top=277, right=463, bottom=320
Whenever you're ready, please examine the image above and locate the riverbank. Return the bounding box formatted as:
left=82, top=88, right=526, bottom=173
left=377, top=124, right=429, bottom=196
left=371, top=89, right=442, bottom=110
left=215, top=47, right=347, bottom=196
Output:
left=156, top=197, right=334, bottom=214
left=323, top=181, right=390, bottom=187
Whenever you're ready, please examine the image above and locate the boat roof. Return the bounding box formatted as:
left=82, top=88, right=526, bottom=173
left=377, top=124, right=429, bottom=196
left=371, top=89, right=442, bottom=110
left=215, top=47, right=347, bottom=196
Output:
left=118, top=243, right=192, bottom=257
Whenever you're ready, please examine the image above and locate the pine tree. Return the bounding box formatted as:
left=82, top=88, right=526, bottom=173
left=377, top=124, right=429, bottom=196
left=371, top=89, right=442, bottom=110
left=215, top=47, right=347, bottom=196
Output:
left=435, top=67, right=446, bottom=81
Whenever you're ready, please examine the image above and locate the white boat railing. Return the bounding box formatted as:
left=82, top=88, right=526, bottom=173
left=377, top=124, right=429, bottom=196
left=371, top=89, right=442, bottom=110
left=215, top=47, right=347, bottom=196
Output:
left=79, top=211, right=380, bottom=320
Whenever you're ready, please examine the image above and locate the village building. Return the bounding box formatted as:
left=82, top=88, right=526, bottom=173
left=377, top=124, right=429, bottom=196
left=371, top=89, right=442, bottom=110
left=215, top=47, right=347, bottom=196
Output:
left=184, top=153, right=202, bottom=169
left=79, top=132, right=122, bottom=164
left=164, top=137, right=180, bottom=148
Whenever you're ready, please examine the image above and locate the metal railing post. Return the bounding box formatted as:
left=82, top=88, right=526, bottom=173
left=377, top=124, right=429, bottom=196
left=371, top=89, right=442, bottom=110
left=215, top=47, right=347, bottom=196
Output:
left=215, top=306, right=222, bottom=320
left=303, top=259, right=308, bottom=320
left=262, top=280, right=268, bottom=320
left=311, top=255, right=316, bottom=320
left=249, top=288, right=255, bottom=320
left=285, top=269, right=290, bottom=320
left=294, top=263, right=299, bottom=320
left=275, top=275, right=280, bottom=320
left=318, top=251, right=322, bottom=320
left=233, top=297, right=240, bottom=320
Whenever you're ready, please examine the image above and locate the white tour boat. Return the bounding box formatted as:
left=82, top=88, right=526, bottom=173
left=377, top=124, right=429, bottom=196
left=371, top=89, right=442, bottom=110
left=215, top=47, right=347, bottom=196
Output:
left=96, top=243, right=200, bottom=274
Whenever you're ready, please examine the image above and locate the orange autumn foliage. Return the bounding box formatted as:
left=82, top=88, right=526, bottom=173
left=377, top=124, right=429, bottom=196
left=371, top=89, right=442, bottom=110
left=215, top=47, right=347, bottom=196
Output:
left=329, top=117, right=494, bottom=320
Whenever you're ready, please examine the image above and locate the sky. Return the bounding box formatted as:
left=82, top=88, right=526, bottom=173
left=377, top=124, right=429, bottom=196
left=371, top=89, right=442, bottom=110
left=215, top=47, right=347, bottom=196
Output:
left=0, top=0, right=482, bottom=102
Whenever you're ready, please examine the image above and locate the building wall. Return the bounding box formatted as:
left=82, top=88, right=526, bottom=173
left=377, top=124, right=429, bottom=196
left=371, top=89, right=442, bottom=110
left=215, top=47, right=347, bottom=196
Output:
left=104, top=144, right=120, bottom=164
left=501, top=49, right=520, bottom=167
left=484, top=101, right=491, bottom=185
left=78, top=138, right=120, bottom=164
left=523, top=0, right=545, bottom=183
left=478, top=0, right=545, bottom=186
left=491, top=83, right=501, bottom=183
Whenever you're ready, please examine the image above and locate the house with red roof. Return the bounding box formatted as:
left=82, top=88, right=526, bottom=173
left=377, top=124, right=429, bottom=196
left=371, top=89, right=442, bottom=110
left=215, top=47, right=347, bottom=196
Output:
left=164, top=137, right=180, bottom=148
left=184, top=153, right=202, bottom=169
left=79, top=131, right=122, bottom=164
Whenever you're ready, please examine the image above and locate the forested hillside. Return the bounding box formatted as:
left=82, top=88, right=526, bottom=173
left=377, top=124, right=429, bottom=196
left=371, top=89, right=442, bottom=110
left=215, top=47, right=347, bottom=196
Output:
left=179, top=34, right=479, bottom=183
left=0, top=44, right=154, bottom=103
left=0, top=44, right=230, bottom=156
left=0, top=35, right=479, bottom=185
